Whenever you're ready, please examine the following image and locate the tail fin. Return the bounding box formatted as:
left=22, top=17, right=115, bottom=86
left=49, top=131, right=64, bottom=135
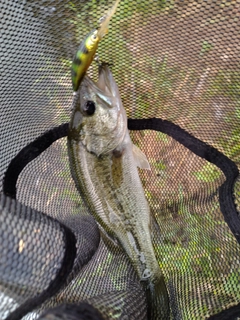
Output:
left=145, top=275, right=170, bottom=319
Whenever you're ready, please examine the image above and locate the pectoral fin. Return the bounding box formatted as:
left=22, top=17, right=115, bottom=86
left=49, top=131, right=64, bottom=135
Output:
left=132, top=144, right=151, bottom=170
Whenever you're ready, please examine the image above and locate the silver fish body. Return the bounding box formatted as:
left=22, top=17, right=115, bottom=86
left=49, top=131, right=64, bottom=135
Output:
left=68, top=64, right=170, bottom=319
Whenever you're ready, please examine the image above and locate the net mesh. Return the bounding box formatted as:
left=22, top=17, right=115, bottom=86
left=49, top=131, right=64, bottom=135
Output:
left=1, top=0, right=240, bottom=319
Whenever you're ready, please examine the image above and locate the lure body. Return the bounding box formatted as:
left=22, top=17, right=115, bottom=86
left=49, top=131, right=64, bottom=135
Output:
left=71, top=0, right=120, bottom=91
left=71, top=30, right=99, bottom=92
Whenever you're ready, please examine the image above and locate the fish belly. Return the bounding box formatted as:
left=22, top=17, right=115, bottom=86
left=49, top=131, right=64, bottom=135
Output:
left=68, top=136, right=170, bottom=319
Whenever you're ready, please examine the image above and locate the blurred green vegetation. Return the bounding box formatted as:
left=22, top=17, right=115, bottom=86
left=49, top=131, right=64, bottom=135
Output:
left=207, top=68, right=240, bottom=101
left=193, top=163, right=221, bottom=183
left=154, top=186, right=240, bottom=317
left=32, top=53, right=72, bottom=124
left=203, top=65, right=240, bottom=162
left=200, top=40, right=214, bottom=57
left=138, top=129, right=240, bottom=316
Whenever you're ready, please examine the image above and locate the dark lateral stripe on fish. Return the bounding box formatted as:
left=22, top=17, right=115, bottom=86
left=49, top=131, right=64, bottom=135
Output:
left=74, top=57, right=82, bottom=66
left=82, top=45, right=89, bottom=55
left=71, top=69, right=78, bottom=78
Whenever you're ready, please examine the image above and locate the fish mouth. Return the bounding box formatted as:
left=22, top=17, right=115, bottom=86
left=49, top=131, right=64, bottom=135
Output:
left=81, top=64, right=116, bottom=107
left=97, top=63, right=112, bottom=93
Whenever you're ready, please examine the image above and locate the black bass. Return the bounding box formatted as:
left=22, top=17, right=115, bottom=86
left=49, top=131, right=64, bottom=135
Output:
left=68, top=64, right=170, bottom=319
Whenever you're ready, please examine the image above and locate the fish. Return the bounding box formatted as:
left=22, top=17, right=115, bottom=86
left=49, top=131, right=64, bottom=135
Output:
left=67, top=63, right=170, bottom=319
left=71, top=0, right=120, bottom=92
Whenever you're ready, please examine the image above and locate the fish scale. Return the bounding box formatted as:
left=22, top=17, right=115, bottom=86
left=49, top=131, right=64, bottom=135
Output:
left=68, top=64, right=170, bottom=319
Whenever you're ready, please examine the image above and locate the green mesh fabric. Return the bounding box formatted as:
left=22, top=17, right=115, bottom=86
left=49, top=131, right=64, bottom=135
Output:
left=1, top=0, right=240, bottom=319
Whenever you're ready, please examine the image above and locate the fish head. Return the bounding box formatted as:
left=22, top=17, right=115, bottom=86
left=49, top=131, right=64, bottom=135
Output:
left=85, top=29, right=101, bottom=52
left=70, top=64, right=127, bottom=156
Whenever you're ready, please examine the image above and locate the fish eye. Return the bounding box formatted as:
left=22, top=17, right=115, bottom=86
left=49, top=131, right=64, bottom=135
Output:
left=82, top=100, right=95, bottom=116
left=92, top=31, right=97, bottom=40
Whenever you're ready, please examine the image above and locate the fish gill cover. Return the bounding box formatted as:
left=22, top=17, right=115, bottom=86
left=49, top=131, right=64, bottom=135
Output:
left=0, top=0, right=240, bottom=319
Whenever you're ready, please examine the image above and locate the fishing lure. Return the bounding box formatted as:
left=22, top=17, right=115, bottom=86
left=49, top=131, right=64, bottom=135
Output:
left=71, top=0, right=120, bottom=92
